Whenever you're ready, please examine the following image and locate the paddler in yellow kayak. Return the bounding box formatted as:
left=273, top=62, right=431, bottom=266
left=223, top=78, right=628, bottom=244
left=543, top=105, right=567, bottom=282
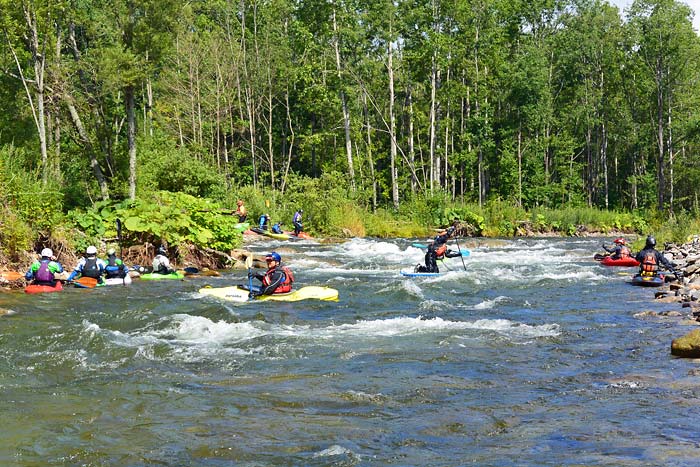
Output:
left=250, top=251, right=295, bottom=297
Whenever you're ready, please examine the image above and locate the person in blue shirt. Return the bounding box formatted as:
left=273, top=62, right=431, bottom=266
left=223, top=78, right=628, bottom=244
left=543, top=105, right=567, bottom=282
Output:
left=68, top=245, right=107, bottom=284
left=292, top=209, right=303, bottom=235
left=25, top=248, right=64, bottom=285
left=104, top=248, right=128, bottom=279
left=271, top=222, right=283, bottom=234
left=259, top=213, right=271, bottom=231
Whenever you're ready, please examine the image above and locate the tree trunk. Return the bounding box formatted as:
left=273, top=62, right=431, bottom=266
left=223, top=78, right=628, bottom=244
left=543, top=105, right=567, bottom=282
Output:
left=332, top=9, right=355, bottom=191
left=388, top=38, right=399, bottom=210
left=65, top=96, right=110, bottom=200
left=126, top=85, right=137, bottom=200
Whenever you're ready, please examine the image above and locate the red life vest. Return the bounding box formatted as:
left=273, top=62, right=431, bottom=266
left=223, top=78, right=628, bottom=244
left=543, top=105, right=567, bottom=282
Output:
left=641, top=252, right=658, bottom=275
left=262, top=265, right=294, bottom=294
left=435, top=244, right=447, bottom=258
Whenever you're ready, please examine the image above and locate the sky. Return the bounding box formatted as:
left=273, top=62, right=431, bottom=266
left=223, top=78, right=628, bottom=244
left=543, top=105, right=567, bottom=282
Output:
left=609, top=0, right=700, bottom=32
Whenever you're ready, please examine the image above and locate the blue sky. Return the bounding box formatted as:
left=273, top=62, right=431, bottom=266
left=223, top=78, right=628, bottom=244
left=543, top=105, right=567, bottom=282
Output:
left=608, top=0, right=700, bottom=31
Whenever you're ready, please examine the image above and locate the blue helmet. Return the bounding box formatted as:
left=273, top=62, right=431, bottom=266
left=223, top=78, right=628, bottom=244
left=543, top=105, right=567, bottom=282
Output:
left=265, top=252, right=281, bottom=262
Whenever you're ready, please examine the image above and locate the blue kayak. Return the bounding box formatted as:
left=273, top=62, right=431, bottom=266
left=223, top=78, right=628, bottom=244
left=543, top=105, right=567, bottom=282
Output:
left=400, top=270, right=440, bottom=277
left=631, top=274, right=664, bottom=287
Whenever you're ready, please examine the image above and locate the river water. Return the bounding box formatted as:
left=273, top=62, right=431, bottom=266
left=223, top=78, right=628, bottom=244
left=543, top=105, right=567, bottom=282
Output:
left=1, top=237, right=699, bottom=466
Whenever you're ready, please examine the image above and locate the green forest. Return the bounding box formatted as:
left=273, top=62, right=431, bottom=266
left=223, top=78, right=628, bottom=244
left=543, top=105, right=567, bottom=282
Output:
left=1, top=0, right=700, bottom=262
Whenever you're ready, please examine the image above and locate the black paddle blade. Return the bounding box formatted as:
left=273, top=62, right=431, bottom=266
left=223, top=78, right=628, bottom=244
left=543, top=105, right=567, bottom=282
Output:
left=116, top=218, right=122, bottom=240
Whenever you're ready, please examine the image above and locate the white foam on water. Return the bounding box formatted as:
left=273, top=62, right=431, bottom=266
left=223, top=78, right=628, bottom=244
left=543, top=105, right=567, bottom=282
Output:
left=312, top=444, right=358, bottom=459
left=473, top=296, right=511, bottom=310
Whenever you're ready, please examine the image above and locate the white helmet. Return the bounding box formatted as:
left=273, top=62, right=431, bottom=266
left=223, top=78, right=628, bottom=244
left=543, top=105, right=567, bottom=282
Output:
left=86, top=245, right=97, bottom=255
left=41, top=248, right=53, bottom=258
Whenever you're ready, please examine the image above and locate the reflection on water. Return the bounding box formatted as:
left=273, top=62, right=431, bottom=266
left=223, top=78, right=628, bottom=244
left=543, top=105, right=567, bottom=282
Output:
left=1, top=237, right=698, bottom=465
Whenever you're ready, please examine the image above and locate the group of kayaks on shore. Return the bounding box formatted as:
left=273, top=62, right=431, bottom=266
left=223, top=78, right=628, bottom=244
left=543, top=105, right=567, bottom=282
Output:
left=595, top=236, right=681, bottom=287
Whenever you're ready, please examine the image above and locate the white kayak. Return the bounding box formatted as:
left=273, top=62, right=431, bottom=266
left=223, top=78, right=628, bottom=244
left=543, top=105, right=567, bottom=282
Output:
left=104, top=275, right=132, bottom=285
left=198, top=285, right=339, bottom=303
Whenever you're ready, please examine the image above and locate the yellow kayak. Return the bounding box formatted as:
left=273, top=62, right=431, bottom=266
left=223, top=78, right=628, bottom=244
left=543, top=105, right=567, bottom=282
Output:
left=198, top=285, right=339, bottom=302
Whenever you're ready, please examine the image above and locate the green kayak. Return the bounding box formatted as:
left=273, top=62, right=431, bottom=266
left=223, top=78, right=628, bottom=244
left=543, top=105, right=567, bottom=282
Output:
left=140, top=272, right=184, bottom=280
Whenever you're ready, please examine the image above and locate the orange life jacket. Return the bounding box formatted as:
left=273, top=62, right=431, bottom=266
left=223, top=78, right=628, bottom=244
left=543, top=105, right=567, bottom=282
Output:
left=262, top=265, right=294, bottom=294
left=641, top=252, right=658, bottom=275
left=435, top=244, right=447, bottom=258
left=620, top=246, right=631, bottom=258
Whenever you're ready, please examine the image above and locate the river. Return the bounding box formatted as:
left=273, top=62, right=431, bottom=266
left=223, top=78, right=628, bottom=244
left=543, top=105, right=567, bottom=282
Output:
left=1, top=237, right=698, bottom=466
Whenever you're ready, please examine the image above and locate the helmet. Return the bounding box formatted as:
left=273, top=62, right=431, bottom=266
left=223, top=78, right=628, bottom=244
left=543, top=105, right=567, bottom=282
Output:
left=157, top=246, right=167, bottom=255
left=41, top=248, right=53, bottom=258
left=299, top=209, right=303, bottom=213
left=614, top=237, right=626, bottom=245
left=265, top=252, right=281, bottom=262
left=265, top=214, right=270, bottom=218
left=107, top=248, right=116, bottom=256
left=86, top=245, right=97, bottom=255
left=645, top=235, right=656, bottom=248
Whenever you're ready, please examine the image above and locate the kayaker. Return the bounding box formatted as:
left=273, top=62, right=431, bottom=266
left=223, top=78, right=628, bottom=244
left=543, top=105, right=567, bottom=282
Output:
left=104, top=248, right=129, bottom=279
left=67, top=245, right=106, bottom=284
left=251, top=251, right=294, bottom=296
left=235, top=199, right=247, bottom=222
left=415, top=225, right=461, bottom=273
left=25, top=248, right=64, bottom=286
left=271, top=222, right=283, bottom=234
left=602, top=237, right=633, bottom=260
left=152, top=246, right=175, bottom=275
left=292, top=209, right=303, bottom=235
left=258, top=213, right=271, bottom=231
left=635, top=235, right=681, bottom=281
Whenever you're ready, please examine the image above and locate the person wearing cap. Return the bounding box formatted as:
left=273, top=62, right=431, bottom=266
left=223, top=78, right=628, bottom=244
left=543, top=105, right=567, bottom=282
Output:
left=258, top=213, right=271, bottom=231
left=415, top=224, right=461, bottom=273
left=104, top=248, right=128, bottom=279
left=235, top=199, right=247, bottom=222
left=25, top=248, right=64, bottom=285
left=67, top=245, right=106, bottom=283
left=251, top=251, right=295, bottom=296
left=292, top=209, right=304, bottom=236
left=601, top=237, right=633, bottom=260
left=152, top=246, right=175, bottom=274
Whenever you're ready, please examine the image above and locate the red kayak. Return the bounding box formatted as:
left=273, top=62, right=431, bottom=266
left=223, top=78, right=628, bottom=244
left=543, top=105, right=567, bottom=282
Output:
left=597, top=256, right=640, bottom=267
left=25, top=281, right=63, bottom=294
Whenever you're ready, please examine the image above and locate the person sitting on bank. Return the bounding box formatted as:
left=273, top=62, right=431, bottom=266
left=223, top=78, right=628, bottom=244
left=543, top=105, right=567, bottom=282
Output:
left=635, top=235, right=681, bottom=281
left=271, top=222, right=283, bottom=234
left=292, top=209, right=303, bottom=235
left=104, top=248, right=128, bottom=279
left=251, top=251, right=294, bottom=297
left=152, top=246, right=175, bottom=275
left=235, top=199, right=247, bottom=222
left=602, top=237, right=633, bottom=260
left=258, top=213, right=271, bottom=231
left=25, top=248, right=64, bottom=286
left=415, top=225, right=461, bottom=273
left=67, top=245, right=106, bottom=284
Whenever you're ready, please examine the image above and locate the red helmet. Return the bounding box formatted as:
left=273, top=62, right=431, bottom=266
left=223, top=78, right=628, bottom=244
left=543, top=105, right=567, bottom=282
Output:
left=614, top=237, right=626, bottom=245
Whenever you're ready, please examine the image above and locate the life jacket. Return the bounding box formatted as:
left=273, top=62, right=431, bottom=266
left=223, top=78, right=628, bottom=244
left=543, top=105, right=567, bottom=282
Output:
left=35, top=260, right=54, bottom=284
left=82, top=257, right=101, bottom=278
left=435, top=244, right=447, bottom=258
left=641, top=251, right=658, bottom=275
left=105, top=256, right=126, bottom=279
left=262, top=265, right=294, bottom=294
left=272, top=223, right=283, bottom=234
left=620, top=246, right=631, bottom=258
